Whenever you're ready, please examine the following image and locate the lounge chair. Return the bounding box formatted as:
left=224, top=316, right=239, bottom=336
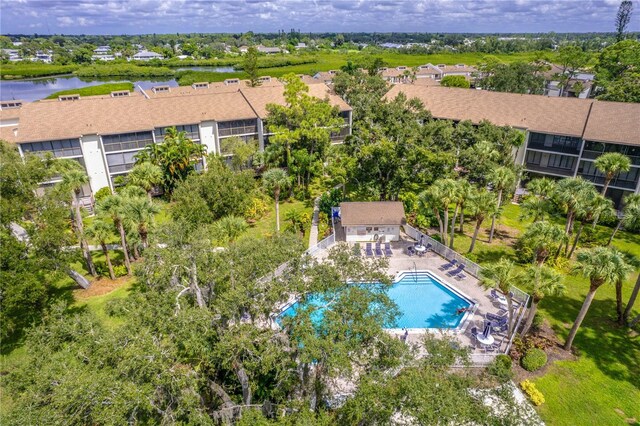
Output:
left=440, top=259, right=457, bottom=270
left=375, top=243, right=383, bottom=257
left=486, top=312, right=508, bottom=323
left=384, top=242, right=393, bottom=256
left=365, top=243, right=373, bottom=257
left=446, top=264, right=465, bottom=277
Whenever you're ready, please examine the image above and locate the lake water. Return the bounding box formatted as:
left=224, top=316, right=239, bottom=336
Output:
left=0, top=76, right=179, bottom=102
left=175, top=66, right=236, bottom=73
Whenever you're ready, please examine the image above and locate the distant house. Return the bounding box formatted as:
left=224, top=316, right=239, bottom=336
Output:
left=256, top=45, right=284, bottom=54
left=2, top=48, right=22, bottom=61
left=132, top=50, right=164, bottom=61
left=543, top=63, right=594, bottom=99
left=239, top=45, right=249, bottom=54
left=295, top=42, right=307, bottom=49
left=34, top=51, right=53, bottom=63
left=339, top=201, right=406, bottom=242
left=93, top=46, right=111, bottom=54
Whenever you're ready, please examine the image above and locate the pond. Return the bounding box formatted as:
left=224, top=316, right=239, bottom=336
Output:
left=0, top=76, right=179, bottom=102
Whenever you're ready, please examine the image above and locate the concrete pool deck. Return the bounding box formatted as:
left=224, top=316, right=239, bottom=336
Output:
left=311, top=237, right=527, bottom=363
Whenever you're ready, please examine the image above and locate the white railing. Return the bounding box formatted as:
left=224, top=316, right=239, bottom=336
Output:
left=306, top=233, right=336, bottom=257
left=403, top=223, right=530, bottom=357
left=403, top=224, right=482, bottom=277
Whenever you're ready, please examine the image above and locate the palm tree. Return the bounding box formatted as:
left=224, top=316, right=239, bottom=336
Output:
left=487, top=166, right=516, bottom=243
left=262, top=168, right=290, bottom=232
left=553, top=177, right=597, bottom=253
left=467, top=189, right=499, bottom=254
left=608, top=194, right=640, bottom=246
left=623, top=273, right=640, bottom=325
left=212, top=215, right=248, bottom=243
left=86, top=218, right=116, bottom=280
left=518, top=221, right=567, bottom=265
left=284, top=208, right=309, bottom=237
left=480, top=259, right=521, bottom=335
left=423, top=179, right=458, bottom=245
left=128, top=162, right=162, bottom=200
left=135, top=127, right=206, bottom=194
left=564, top=247, right=632, bottom=351
left=124, top=196, right=159, bottom=248
left=567, top=195, right=614, bottom=258
left=61, top=168, right=97, bottom=277
left=520, top=265, right=565, bottom=336
left=457, top=180, right=474, bottom=234
left=449, top=180, right=471, bottom=248
left=594, top=152, right=631, bottom=196
left=520, top=178, right=557, bottom=222
left=97, top=193, right=132, bottom=275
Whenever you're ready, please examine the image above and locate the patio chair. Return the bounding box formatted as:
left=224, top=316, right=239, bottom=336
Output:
left=489, top=289, right=500, bottom=300
left=424, top=243, right=433, bottom=252
left=375, top=244, right=383, bottom=257
left=440, top=259, right=457, bottom=270
left=384, top=242, right=393, bottom=256
left=470, top=326, right=478, bottom=342
left=365, top=243, right=373, bottom=257
left=486, top=312, right=508, bottom=324
left=407, top=245, right=416, bottom=256
left=483, top=343, right=500, bottom=353
left=446, top=264, right=465, bottom=277
left=455, top=271, right=467, bottom=281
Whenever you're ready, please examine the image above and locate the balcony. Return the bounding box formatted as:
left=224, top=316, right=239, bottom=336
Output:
left=525, top=163, right=575, bottom=177
left=580, top=174, right=638, bottom=190
left=581, top=150, right=640, bottom=166
left=526, top=142, right=581, bottom=156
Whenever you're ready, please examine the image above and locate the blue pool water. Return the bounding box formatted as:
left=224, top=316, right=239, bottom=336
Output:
left=277, top=272, right=472, bottom=329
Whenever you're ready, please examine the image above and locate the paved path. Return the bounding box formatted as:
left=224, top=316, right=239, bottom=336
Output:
left=308, top=196, right=320, bottom=247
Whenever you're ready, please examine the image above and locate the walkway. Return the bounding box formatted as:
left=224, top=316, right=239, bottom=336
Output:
left=308, top=197, right=320, bottom=247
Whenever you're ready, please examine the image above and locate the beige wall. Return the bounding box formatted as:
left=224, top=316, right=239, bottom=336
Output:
left=345, top=225, right=400, bottom=242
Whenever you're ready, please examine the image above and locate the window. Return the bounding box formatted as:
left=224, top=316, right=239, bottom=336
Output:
left=526, top=150, right=542, bottom=165
left=102, top=131, right=153, bottom=152
left=552, top=135, right=580, bottom=150
left=217, top=119, right=258, bottom=137
left=110, top=90, right=130, bottom=97
left=0, top=100, right=22, bottom=109
left=154, top=124, right=200, bottom=141
left=547, top=154, right=575, bottom=170
left=106, top=151, right=138, bottom=173
left=528, top=132, right=546, bottom=146
left=21, top=138, right=82, bottom=157
left=58, top=94, right=80, bottom=101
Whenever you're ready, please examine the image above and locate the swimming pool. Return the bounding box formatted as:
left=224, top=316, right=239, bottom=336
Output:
left=277, top=271, right=473, bottom=330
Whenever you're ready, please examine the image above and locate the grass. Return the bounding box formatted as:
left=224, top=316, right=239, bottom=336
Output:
left=45, top=82, right=134, bottom=99
left=0, top=63, right=79, bottom=79
left=241, top=198, right=314, bottom=245
left=439, top=202, right=640, bottom=425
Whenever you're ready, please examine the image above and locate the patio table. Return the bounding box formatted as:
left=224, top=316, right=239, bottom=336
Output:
left=476, top=334, right=495, bottom=346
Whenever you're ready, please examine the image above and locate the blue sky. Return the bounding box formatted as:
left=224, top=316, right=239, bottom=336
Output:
left=1, top=0, right=638, bottom=35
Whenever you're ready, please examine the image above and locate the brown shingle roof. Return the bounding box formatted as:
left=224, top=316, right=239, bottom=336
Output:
left=340, top=202, right=406, bottom=226
left=385, top=85, right=592, bottom=137
left=8, top=82, right=350, bottom=143
left=15, top=91, right=257, bottom=142
left=583, top=101, right=640, bottom=146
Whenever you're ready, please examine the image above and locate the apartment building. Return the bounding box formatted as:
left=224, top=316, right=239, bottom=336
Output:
left=385, top=85, right=640, bottom=207
left=0, top=80, right=351, bottom=207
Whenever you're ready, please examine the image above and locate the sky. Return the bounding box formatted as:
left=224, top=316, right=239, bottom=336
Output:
left=1, top=0, right=639, bottom=35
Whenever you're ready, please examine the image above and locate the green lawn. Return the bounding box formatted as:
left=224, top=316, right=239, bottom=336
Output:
left=45, top=82, right=134, bottom=99
left=440, top=203, right=640, bottom=425
left=176, top=51, right=551, bottom=85
left=241, top=199, right=314, bottom=245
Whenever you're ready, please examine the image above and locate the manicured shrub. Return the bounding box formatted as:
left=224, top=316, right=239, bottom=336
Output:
left=520, top=380, right=545, bottom=406
left=94, top=186, right=113, bottom=202
left=487, top=354, right=513, bottom=382
left=113, top=265, right=128, bottom=277
left=521, top=348, right=547, bottom=372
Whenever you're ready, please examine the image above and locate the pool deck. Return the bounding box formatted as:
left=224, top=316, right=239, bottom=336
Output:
left=314, top=237, right=526, bottom=363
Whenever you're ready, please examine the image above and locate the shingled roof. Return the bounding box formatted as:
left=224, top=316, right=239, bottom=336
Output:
left=340, top=202, right=406, bottom=226
left=385, top=85, right=640, bottom=145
